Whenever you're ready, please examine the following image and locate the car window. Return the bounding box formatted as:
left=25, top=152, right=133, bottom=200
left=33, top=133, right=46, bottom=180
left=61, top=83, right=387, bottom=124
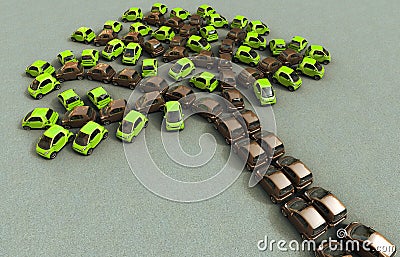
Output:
left=304, top=63, right=314, bottom=70
left=119, top=75, right=128, bottom=80
left=90, top=129, right=100, bottom=141
left=281, top=73, right=290, bottom=80
left=70, top=115, right=83, bottom=121
left=88, top=92, right=94, bottom=99
left=40, top=79, right=51, bottom=87
left=58, top=95, right=64, bottom=103
left=105, top=66, right=113, bottom=74
left=92, top=69, right=100, bottom=74
left=284, top=168, right=297, bottom=180
left=172, top=92, right=182, bottom=98
left=86, top=29, right=94, bottom=34
left=182, top=63, right=190, bottom=70
left=197, top=77, right=206, bottom=84
left=249, top=37, right=258, bottom=42
left=110, top=108, right=122, bottom=115
left=75, top=31, right=83, bottom=36
left=210, top=77, right=216, bottom=85
left=42, top=63, right=50, bottom=70
left=45, top=109, right=54, bottom=120
left=53, top=132, right=63, bottom=144
left=29, top=117, right=42, bottom=122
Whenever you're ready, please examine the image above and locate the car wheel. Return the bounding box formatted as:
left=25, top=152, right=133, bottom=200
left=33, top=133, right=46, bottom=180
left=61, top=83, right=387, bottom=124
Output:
left=87, top=148, right=93, bottom=155
left=165, top=39, right=170, bottom=44
left=314, top=75, right=321, bottom=81
left=225, top=138, right=231, bottom=145
left=129, top=136, right=136, bottom=143
left=95, top=42, right=100, bottom=47
left=206, top=64, right=212, bottom=70
left=250, top=62, right=256, bottom=67
left=288, top=86, right=294, bottom=92
left=77, top=75, right=84, bottom=80
left=71, top=37, right=76, bottom=42
left=163, top=58, right=169, bottom=63
left=103, top=79, right=109, bottom=84
left=122, top=18, right=127, bottom=23
left=233, top=57, right=239, bottom=63
left=246, top=164, right=252, bottom=171
left=54, top=84, right=61, bottom=90
left=112, top=81, right=118, bottom=86
left=259, top=46, right=265, bottom=51
left=50, top=152, right=57, bottom=159
left=103, top=120, right=110, bottom=125
left=84, top=40, right=89, bottom=45
left=323, top=60, right=329, bottom=65
left=270, top=196, right=277, bottom=204
left=23, top=126, right=30, bottom=130
left=129, top=85, right=135, bottom=90
left=58, top=78, right=65, bottom=83
left=272, top=78, right=278, bottom=84
left=64, top=125, right=71, bottom=129
left=103, top=132, right=109, bottom=139
left=281, top=209, right=288, bottom=217
left=36, top=94, right=43, bottom=100
left=223, top=24, right=228, bottom=29
left=144, top=121, right=149, bottom=128
left=87, top=76, right=93, bottom=81
left=68, top=135, right=75, bottom=143
left=111, top=56, right=116, bottom=61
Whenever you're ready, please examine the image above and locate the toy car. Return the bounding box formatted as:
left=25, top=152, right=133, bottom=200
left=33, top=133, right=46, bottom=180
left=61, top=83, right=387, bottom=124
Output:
left=196, top=4, right=215, bottom=18
left=112, top=68, right=142, bottom=89
left=151, top=3, right=168, bottom=15
left=81, top=49, right=99, bottom=67
left=192, top=97, right=224, bottom=123
left=87, top=86, right=112, bottom=109
left=22, top=108, right=59, bottom=130
left=230, top=15, right=248, bottom=29
left=61, top=106, right=96, bottom=128
left=130, top=22, right=153, bottom=36
left=36, top=125, right=74, bottom=159
left=86, top=63, right=116, bottom=83
left=200, top=25, right=218, bottom=42
left=219, top=70, right=236, bottom=90
left=189, top=72, right=219, bottom=92
left=121, top=32, right=144, bottom=46
left=170, top=7, right=190, bottom=20
left=134, top=91, right=166, bottom=113
left=305, top=45, right=331, bottom=65
left=55, top=62, right=84, bottom=82
left=277, top=49, right=303, bottom=67
left=269, top=38, right=287, bottom=55
left=143, top=12, right=166, bottom=27
left=163, top=17, right=184, bottom=33
left=103, top=20, right=122, bottom=33
left=315, top=242, right=354, bottom=257
left=169, top=35, right=187, bottom=48
left=192, top=50, right=215, bottom=69
left=234, top=139, right=269, bottom=171
left=168, top=57, right=195, bottom=81
left=206, top=13, right=228, bottom=28
left=151, top=26, right=175, bottom=43
left=275, top=155, right=313, bottom=191
left=164, top=101, right=184, bottom=131
left=253, top=78, right=276, bottom=105
left=212, top=114, right=246, bottom=144
left=94, top=29, right=118, bottom=47
left=164, top=85, right=196, bottom=109
left=226, top=28, right=246, bottom=46
left=72, top=121, right=108, bottom=156
left=218, top=38, right=234, bottom=55
left=243, top=32, right=267, bottom=50
left=297, top=57, right=325, bottom=80
left=179, top=24, right=198, bottom=38
left=71, top=27, right=95, bottom=44
left=272, top=66, right=302, bottom=91
left=122, top=7, right=143, bottom=22
left=28, top=73, right=60, bottom=99
left=143, top=38, right=165, bottom=57
left=25, top=60, right=55, bottom=77
left=236, top=109, right=260, bottom=136
left=288, top=36, right=308, bottom=52
left=218, top=55, right=233, bottom=71
left=102, top=39, right=125, bottom=61
left=57, top=50, right=78, bottom=65
left=99, top=99, right=127, bottom=125
left=189, top=14, right=204, bottom=29
left=142, top=59, right=158, bottom=77
left=122, top=42, right=142, bottom=65
left=137, top=76, right=169, bottom=94
left=233, top=45, right=260, bottom=67
left=116, top=110, right=149, bottom=142
left=252, top=130, right=285, bottom=161
left=221, top=88, right=244, bottom=110
left=186, top=35, right=211, bottom=53
left=281, top=197, right=328, bottom=240
left=246, top=20, right=269, bottom=35
left=236, top=67, right=264, bottom=88
left=57, top=88, right=84, bottom=111
left=257, top=57, right=282, bottom=78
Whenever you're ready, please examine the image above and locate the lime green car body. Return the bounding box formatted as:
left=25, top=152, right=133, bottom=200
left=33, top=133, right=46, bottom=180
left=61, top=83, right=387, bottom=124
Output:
left=142, top=59, right=158, bottom=77
left=200, top=25, right=218, bottom=42
left=305, top=45, right=331, bottom=65
left=58, top=89, right=84, bottom=111
left=151, top=3, right=168, bottom=15
left=122, top=42, right=142, bottom=65
left=269, top=39, right=287, bottom=55
left=87, top=86, right=112, bottom=109
left=72, top=121, right=108, bottom=155
left=170, top=7, right=190, bottom=20
left=296, top=57, right=325, bottom=80
left=116, top=110, right=148, bottom=142
left=36, top=125, right=74, bottom=159
left=190, top=71, right=219, bottom=92
left=25, top=60, right=55, bottom=77
left=207, top=13, right=228, bottom=28
left=272, top=66, right=302, bottom=91
left=81, top=49, right=99, bottom=67
left=71, top=27, right=96, bottom=44
left=57, top=50, right=78, bottom=65
left=230, top=15, right=248, bottom=29
left=28, top=73, right=60, bottom=99
left=168, top=58, right=195, bottom=81
left=22, top=108, right=59, bottom=130
left=130, top=22, right=153, bottom=36
left=186, top=35, right=211, bottom=53
left=246, top=20, right=270, bottom=35
left=233, top=45, right=260, bottom=67
left=103, top=20, right=122, bottom=33
left=102, top=39, right=125, bottom=61
left=253, top=78, right=276, bottom=105
left=152, top=26, right=175, bottom=43
left=243, top=32, right=267, bottom=50
left=197, top=4, right=216, bottom=18
left=122, top=7, right=143, bottom=22
left=288, top=36, right=308, bottom=53
left=164, top=101, right=184, bottom=131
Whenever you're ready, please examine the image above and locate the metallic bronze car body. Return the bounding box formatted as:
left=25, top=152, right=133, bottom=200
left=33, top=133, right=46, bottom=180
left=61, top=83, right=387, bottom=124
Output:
left=234, top=139, right=268, bottom=171
left=137, top=76, right=169, bottom=94
left=236, top=67, right=264, bottom=88
left=179, top=24, right=199, bottom=38
left=192, top=97, right=224, bottom=123
left=189, top=14, right=204, bottom=29
left=275, top=155, right=313, bottom=191
left=221, top=88, right=244, bottom=110
left=164, top=85, right=196, bottom=108
left=252, top=130, right=285, bottom=161
left=143, top=12, right=166, bottom=27
left=86, top=63, right=116, bottom=83
left=169, top=35, right=187, bottom=48
left=56, top=62, right=84, bottom=82
left=192, top=50, right=215, bottom=69
left=219, top=70, right=237, bottom=90
left=219, top=38, right=234, bottom=55
left=163, top=17, right=184, bottom=33
left=121, top=32, right=144, bottom=46
left=212, top=114, right=247, bottom=145
left=143, top=38, right=165, bottom=57
left=61, top=106, right=97, bottom=128
left=134, top=91, right=166, bottom=114
left=162, top=46, right=188, bottom=62
left=99, top=99, right=127, bottom=125
left=226, top=28, right=246, bottom=45
left=94, top=29, right=118, bottom=46
left=257, top=57, right=283, bottom=77
left=236, top=109, right=261, bottom=136
left=277, top=49, right=303, bottom=67
left=112, top=68, right=142, bottom=89
left=218, top=54, right=233, bottom=71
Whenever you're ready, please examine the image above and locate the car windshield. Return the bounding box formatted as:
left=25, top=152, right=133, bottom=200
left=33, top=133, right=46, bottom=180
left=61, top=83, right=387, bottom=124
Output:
left=75, top=132, right=89, bottom=146
left=323, top=48, right=329, bottom=55
left=315, top=62, right=323, bottom=71
left=171, top=63, right=183, bottom=73
left=351, top=225, right=374, bottom=241
left=249, top=120, right=260, bottom=129
left=232, top=19, right=240, bottom=24
left=199, top=38, right=208, bottom=47
left=280, top=185, right=293, bottom=196
left=121, top=120, right=134, bottom=134
left=24, top=111, right=33, bottom=121
left=231, top=127, right=243, bottom=137
left=261, top=87, right=274, bottom=98
left=143, top=65, right=155, bottom=71
left=104, top=45, right=113, bottom=53
left=290, top=72, right=300, bottom=82
left=66, top=96, right=79, bottom=105
left=208, top=30, right=216, bottom=35
left=30, top=80, right=39, bottom=90
left=289, top=199, right=307, bottom=211
left=167, top=111, right=182, bottom=123
left=124, top=49, right=135, bottom=57
left=137, top=96, right=146, bottom=106
left=221, top=44, right=231, bottom=50
left=82, top=55, right=92, bottom=60
left=290, top=41, right=300, bottom=47
left=38, top=135, right=52, bottom=150
left=152, top=43, right=162, bottom=49
left=64, top=56, right=74, bottom=62
left=276, top=44, right=285, bottom=49
left=97, top=94, right=109, bottom=101
left=257, top=35, right=264, bottom=41
left=214, top=17, right=222, bottom=22
left=249, top=50, right=258, bottom=58
left=104, top=25, right=112, bottom=29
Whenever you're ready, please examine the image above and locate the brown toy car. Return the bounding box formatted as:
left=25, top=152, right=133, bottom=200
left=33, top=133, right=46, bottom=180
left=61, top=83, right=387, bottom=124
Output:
left=111, top=68, right=142, bottom=89
left=226, top=28, right=246, bottom=46
left=143, top=12, right=166, bottom=27
left=212, top=114, right=247, bottom=145
left=219, top=70, right=237, bottom=90
left=179, top=24, right=199, bottom=38
left=234, top=139, right=268, bottom=171
left=134, top=91, right=165, bottom=114
left=191, top=97, right=224, bottom=123
left=192, top=50, right=215, bottom=70
left=137, top=76, right=169, bottom=94
left=61, top=106, right=96, bottom=129
left=162, top=46, right=188, bottom=62
left=56, top=62, right=84, bottom=83
left=277, top=49, right=303, bottom=67
left=164, top=85, right=196, bottom=109
left=237, top=67, right=264, bottom=88
left=257, top=57, right=283, bottom=77
left=221, top=88, right=244, bottom=111
left=275, top=156, right=313, bottom=191
left=143, top=38, right=165, bottom=57
left=99, top=99, right=126, bottom=125
left=121, top=31, right=144, bottom=46
left=281, top=197, right=328, bottom=240
left=163, top=17, right=184, bottom=33
left=218, top=54, right=233, bottom=71
left=169, top=35, right=187, bottom=48
left=86, top=63, right=116, bottom=83
left=236, top=109, right=261, bottom=136
left=218, top=38, right=234, bottom=55
left=189, top=14, right=204, bottom=29
left=256, top=166, right=295, bottom=204
left=94, top=29, right=118, bottom=46
left=252, top=130, right=285, bottom=161
left=315, top=242, right=355, bottom=257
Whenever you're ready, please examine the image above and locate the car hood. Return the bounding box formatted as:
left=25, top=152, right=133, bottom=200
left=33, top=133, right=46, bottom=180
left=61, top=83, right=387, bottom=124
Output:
left=320, top=195, right=346, bottom=215
left=369, top=233, right=396, bottom=256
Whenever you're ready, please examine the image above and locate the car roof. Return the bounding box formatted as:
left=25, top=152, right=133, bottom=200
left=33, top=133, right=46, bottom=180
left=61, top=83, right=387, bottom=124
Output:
left=119, top=68, right=138, bottom=77
left=196, top=97, right=219, bottom=109
left=223, top=88, right=241, bottom=99
left=128, top=7, right=140, bottom=11
left=302, top=56, right=317, bottom=64
left=77, top=27, right=90, bottom=32
left=31, top=60, right=47, bottom=67
left=82, top=49, right=96, bottom=55
left=107, top=38, right=123, bottom=45
left=292, top=35, right=306, bottom=41
left=199, top=71, right=215, bottom=79
left=240, top=140, right=265, bottom=157
left=159, top=26, right=172, bottom=32
left=256, top=78, right=272, bottom=87
left=80, top=121, right=101, bottom=133
left=247, top=32, right=259, bottom=37
left=62, top=61, right=79, bottom=69
left=251, top=20, right=263, bottom=25
left=126, top=42, right=141, bottom=49
left=35, top=73, right=53, bottom=82
left=319, top=195, right=346, bottom=215
left=43, top=125, right=66, bottom=138
left=165, top=101, right=181, bottom=111
left=278, top=66, right=294, bottom=74
left=99, top=29, right=115, bottom=36
left=287, top=162, right=311, bottom=178
left=71, top=106, right=90, bottom=116
left=59, top=89, right=78, bottom=99
left=31, top=108, right=51, bottom=117
left=147, top=38, right=161, bottom=45
left=143, top=59, right=156, bottom=65
left=240, top=110, right=259, bottom=123
left=93, top=63, right=110, bottom=71
left=203, top=25, right=216, bottom=31
left=268, top=171, right=292, bottom=190
left=271, top=38, right=285, bottom=44
left=176, top=57, right=192, bottom=65
left=89, top=86, right=108, bottom=96
left=256, top=131, right=283, bottom=148
left=124, top=110, right=145, bottom=122
left=108, top=99, right=126, bottom=109
left=233, top=15, right=246, bottom=20
left=189, top=35, right=202, bottom=41
left=261, top=56, right=279, bottom=65
left=300, top=206, right=326, bottom=229
left=369, top=233, right=396, bottom=256
left=131, top=22, right=146, bottom=28
left=59, top=50, right=73, bottom=56
left=104, top=20, right=117, bottom=25
left=238, top=45, right=252, bottom=52
left=168, top=85, right=192, bottom=95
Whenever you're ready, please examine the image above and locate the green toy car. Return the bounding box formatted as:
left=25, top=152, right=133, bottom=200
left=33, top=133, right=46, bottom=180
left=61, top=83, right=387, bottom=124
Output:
left=81, top=49, right=99, bottom=67
left=170, top=7, right=190, bottom=20
left=168, top=57, right=195, bottom=81
left=122, top=7, right=143, bottom=22
left=186, top=35, right=211, bottom=53
left=305, top=45, right=331, bottom=65
left=230, top=15, right=248, bottom=29
left=71, top=27, right=95, bottom=44
left=197, top=4, right=215, bottom=18
left=57, top=50, right=78, bottom=65
left=200, top=25, right=218, bottom=42
left=57, top=89, right=84, bottom=111
left=36, top=125, right=74, bottom=159
left=253, top=78, right=276, bottom=105
left=28, top=73, right=61, bottom=99
left=233, top=45, right=260, bottom=67
left=151, top=3, right=168, bottom=15
left=272, top=66, right=302, bottom=92
left=296, top=57, right=325, bottom=80
left=25, top=60, right=55, bottom=77
left=122, top=42, right=142, bottom=65
left=189, top=71, right=219, bottom=92
left=130, top=22, right=153, bottom=36
left=243, top=32, right=267, bottom=50
left=152, top=26, right=175, bottom=43
left=288, top=36, right=308, bottom=53
left=206, top=13, right=228, bottom=28
left=72, top=121, right=108, bottom=155
left=116, top=110, right=148, bottom=143
left=87, top=86, right=112, bottom=109
left=102, top=39, right=125, bottom=61
left=142, top=59, right=158, bottom=77
left=103, top=20, right=122, bottom=33
left=269, top=39, right=287, bottom=55
left=246, top=20, right=270, bottom=35
left=22, top=108, right=59, bottom=130
left=164, top=101, right=184, bottom=131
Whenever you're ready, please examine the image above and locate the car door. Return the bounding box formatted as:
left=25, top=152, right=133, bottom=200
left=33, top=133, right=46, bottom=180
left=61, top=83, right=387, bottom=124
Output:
left=52, top=132, right=66, bottom=152
left=91, top=69, right=102, bottom=80
left=303, top=63, right=315, bottom=75
left=109, top=107, right=124, bottom=122
left=249, top=36, right=258, bottom=48
left=132, top=117, right=144, bottom=136
left=89, top=129, right=101, bottom=148
left=74, top=31, right=84, bottom=41
left=114, top=43, right=121, bottom=55
left=117, top=74, right=128, bottom=86
left=181, top=63, right=191, bottom=77
left=240, top=51, right=251, bottom=63
left=28, top=117, right=43, bottom=129
left=279, top=73, right=291, bottom=86
left=253, top=83, right=261, bottom=99
left=69, top=114, right=84, bottom=127
left=63, top=67, right=75, bottom=80
left=40, top=79, right=52, bottom=94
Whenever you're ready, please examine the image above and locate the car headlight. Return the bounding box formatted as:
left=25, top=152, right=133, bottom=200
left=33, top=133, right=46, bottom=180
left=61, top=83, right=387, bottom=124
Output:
left=82, top=147, right=87, bottom=151
left=44, top=151, right=49, bottom=155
